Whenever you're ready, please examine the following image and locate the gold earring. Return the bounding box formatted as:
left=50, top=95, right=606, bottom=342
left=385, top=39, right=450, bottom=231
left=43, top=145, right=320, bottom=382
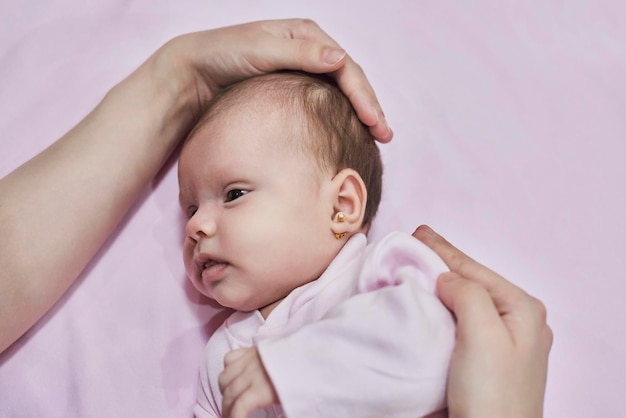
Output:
left=335, top=232, right=346, bottom=240
left=337, top=212, right=346, bottom=223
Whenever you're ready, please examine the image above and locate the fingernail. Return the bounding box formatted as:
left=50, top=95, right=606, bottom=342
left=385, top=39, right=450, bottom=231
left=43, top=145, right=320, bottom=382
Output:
left=386, top=126, right=394, bottom=141
left=382, top=121, right=393, bottom=141
left=371, top=106, right=381, bottom=124
left=418, top=224, right=436, bottom=238
left=414, top=225, right=437, bottom=244
left=372, top=108, right=394, bottom=141
left=324, top=48, right=346, bottom=65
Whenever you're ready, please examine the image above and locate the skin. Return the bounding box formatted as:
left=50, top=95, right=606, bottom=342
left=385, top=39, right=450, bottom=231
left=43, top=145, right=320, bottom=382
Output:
left=178, top=97, right=361, bottom=317
left=0, top=18, right=551, bottom=418
left=180, top=90, right=369, bottom=417
left=414, top=225, right=553, bottom=418
left=218, top=226, right=553, bottom=418
left=0, top=18, right=391, bottom=355
left=220, top=347, right=277, bottom=418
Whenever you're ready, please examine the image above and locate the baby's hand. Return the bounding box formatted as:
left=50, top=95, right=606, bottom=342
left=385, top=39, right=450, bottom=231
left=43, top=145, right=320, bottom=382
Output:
left=219, top=347, right=279, bottom=418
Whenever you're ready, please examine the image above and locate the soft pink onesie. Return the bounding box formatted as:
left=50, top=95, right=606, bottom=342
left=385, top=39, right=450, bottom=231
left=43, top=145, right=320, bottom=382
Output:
left=194, top=232, right=456, bottom=418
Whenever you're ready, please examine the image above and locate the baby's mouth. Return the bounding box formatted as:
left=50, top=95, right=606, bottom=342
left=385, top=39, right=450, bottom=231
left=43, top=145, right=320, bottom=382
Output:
left=203, top=260, right=217, bottom=270
left=199, top=259, right=229, bottom=283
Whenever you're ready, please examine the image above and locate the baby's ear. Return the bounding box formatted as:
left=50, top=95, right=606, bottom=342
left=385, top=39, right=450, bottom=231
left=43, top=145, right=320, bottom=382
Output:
left=330, top=168, right=367, bottom=236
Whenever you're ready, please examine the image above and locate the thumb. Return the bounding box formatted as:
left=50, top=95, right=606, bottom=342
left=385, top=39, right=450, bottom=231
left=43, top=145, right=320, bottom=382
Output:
left=251, top=36, right=346, bottom=73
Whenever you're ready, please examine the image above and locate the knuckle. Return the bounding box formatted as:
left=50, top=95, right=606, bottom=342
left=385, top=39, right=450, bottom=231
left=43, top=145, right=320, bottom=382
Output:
left=460, top=278, right=486, bottom=296
left=446, top=250, right=467, bottom=272
left=445, top=274, right=482, bottom=297
left=224, top=348, right=242, bottom=364
left=231, top=392, right=257, bottom=417
left=217, top=374, right=228, bottom=391
left=288, top=18, right=319, bottom=39
left=298, top=18, right=318, bottom=29
left=295, top=40, right=310, bottom=57
left=521, top=294, right=549, bottom=324
left=508, top=288, right=529, bottom=307
left=222, top=384, right=236, bottom=401
left=520, top=294, right=554, bottom=349
left=531, top=296, right=549, bottom=321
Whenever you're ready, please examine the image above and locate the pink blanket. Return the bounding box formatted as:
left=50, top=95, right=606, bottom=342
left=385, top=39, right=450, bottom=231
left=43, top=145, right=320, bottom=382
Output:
left=1, top=1, right=625, bottom=416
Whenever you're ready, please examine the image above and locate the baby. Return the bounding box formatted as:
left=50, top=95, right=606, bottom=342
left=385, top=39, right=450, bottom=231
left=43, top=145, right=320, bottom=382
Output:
left=178, top=72, right=455, bottom=417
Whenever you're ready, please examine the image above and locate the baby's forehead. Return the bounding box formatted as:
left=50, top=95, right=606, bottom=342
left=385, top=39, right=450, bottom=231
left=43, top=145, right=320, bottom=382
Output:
left=192, top=75, right=330, bottom=164
left=201, top=94, right=306, bottom=146
left=211, top=87, right=309, bottom=137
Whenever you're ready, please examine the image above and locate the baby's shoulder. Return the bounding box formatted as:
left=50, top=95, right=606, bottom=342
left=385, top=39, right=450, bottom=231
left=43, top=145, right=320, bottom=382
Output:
left=358, top=231, right=448, bottom=292
left=365, top=231, right=442, bottom=263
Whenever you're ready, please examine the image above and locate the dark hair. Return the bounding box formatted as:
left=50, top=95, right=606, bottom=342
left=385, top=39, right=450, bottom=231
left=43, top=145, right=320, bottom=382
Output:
left=189, top=71, right=383, bottom=228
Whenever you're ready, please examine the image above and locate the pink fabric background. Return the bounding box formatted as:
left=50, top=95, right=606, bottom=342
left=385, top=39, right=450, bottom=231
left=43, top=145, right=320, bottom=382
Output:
left=1, top=1, right=624, bottom=416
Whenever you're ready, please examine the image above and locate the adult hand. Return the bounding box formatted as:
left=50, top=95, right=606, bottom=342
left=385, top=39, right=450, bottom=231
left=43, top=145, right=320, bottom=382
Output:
left=413, top=225, right=552, bottom=418
left=0, top=18, right=391, bottom=354
left=219, top=347, right=279, bottom=418
left=162, top=18, right=392, bottom=142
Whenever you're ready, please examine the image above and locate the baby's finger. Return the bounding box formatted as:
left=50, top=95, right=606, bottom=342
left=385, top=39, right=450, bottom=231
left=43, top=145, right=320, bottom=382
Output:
left=221, top=378, right=253, bottom=418
left=228, top=387, right=270, bottom=418
left=224, top=348, right=248, bottom=365
left=218, top=349, right=248, bottom=395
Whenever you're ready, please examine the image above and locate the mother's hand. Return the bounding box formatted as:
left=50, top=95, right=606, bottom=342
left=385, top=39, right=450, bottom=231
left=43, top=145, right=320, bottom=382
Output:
left=162, top=18, right=392, bottom=142
left=414, top=225, right=552, bottom=418
left=0, top=19, right=391, bottom=354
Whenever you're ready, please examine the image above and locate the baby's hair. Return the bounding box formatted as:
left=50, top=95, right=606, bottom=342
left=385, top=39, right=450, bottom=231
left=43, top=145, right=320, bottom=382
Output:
left=188, top=71, right=383, bottom=228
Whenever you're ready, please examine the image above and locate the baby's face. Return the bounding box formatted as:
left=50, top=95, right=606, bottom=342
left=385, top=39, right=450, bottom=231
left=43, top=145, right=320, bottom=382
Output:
left=178, top=101, right=341, bottom=317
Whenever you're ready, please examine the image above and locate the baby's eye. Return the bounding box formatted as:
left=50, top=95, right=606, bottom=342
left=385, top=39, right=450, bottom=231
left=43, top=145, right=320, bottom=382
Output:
left=225, top=189, right=248, bottom=202
left=186, top=206, right=197, bottom=219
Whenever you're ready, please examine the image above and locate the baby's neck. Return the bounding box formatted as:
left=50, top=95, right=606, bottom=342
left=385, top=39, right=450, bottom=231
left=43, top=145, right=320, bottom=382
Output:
left=259, top=298, right=284, bottom=319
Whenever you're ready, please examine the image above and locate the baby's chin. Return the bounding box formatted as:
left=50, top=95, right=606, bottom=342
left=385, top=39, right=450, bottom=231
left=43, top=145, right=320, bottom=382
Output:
left=212, top=294, right=274, bottom=315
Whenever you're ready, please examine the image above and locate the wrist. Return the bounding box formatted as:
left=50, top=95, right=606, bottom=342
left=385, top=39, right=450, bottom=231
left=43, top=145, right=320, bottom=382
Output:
left=104, top=40, right=202, bottom=150
left=149, top=36, right=206, bottom=121
left=150, top=33, right=219, bottom=121
left=90, top=40, right=206, bottom=175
